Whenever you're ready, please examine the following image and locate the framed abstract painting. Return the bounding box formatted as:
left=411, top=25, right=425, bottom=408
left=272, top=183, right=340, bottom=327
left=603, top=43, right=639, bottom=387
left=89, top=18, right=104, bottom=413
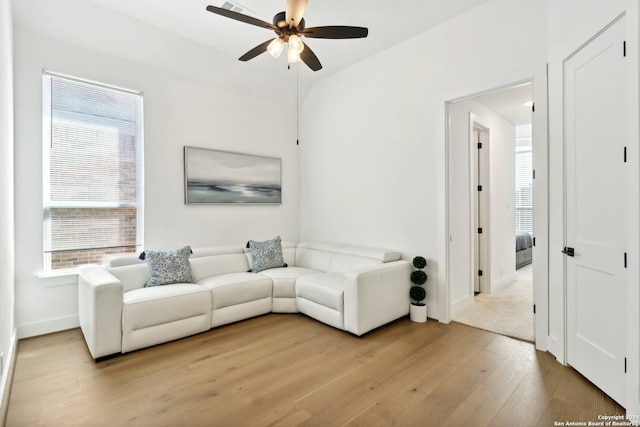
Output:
left=184, top=146, right=282, bottom=204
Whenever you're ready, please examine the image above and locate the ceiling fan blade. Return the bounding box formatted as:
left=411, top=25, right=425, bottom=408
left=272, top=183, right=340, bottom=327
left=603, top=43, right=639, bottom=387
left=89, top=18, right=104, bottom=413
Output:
left=239, top=39, right=275, bottom=62
left=299, top=42, right=322, bottom=71
left=285, top=0, right=308, bottom=28
left=301, top=26, right=369, bottom=39
left=206, top=5, right=278, bottom=31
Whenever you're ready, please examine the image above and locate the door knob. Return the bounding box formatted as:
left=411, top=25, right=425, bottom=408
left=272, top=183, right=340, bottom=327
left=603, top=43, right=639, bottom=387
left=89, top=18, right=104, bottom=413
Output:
left=562, top=247, right=575, bottom=257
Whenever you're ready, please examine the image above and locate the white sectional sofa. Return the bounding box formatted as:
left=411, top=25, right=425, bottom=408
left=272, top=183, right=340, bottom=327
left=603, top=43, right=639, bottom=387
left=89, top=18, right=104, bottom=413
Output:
left=78, top=240, right=412, bottom=360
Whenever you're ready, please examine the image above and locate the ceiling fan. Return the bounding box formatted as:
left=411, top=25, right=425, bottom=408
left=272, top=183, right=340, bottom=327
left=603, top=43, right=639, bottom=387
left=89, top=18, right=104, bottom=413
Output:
left=206, top=0, right=368, bottom=71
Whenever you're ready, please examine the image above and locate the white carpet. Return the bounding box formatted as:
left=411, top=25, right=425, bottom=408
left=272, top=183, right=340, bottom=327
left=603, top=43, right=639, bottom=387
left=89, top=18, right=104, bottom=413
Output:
left=452, top=264, right=534, bottom=342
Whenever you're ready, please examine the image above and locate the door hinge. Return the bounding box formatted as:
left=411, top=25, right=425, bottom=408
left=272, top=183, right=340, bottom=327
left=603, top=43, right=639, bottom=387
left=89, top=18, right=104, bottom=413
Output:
left=533, top=237, right=536, bottom=247
left=624, top=252, right=628, bottom=268
left=478, top=185, right=483, bottom=191
left=533, top=304, right=536, bottom=314
left=478, top=227, right=483, bottom=234
left=477, top=142, right=483, bottom=149
left=531, top=102, right=535, bottom=112
left=624, top=41, right=627, bottom=57
left=532, top=169, right=536, bottom=179
left=625, top=357, right=627, bottom=373
left=624, top=146, right=627, bottom=163
left=478, top=270, right=483, bottom=276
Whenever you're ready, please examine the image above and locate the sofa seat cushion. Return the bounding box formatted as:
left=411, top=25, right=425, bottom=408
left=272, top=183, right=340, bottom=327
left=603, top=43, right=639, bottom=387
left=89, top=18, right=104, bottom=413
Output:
left=123, top=284, right=211, bottom=332
left=198, top=273, right=272, bottom=309
left=258, top=267, right=319, bottom=298
left=295, top=273, right=346, bottom=312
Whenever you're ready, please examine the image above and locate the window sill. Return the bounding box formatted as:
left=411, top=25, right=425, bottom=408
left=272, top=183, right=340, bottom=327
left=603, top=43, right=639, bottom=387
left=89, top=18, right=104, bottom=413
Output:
left=38, top=264, right=102, bottom=287
left=39, top=269, right=79, bottom=287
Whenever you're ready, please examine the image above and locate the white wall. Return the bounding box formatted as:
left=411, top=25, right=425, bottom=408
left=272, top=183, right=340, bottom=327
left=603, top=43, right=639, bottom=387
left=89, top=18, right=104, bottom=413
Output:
left=13, top=1, right=300, bottom=338
left=299, top=0, right=546, bottom=320
left=0, top=0, right=15, bottom=420
left=487, top=112, right=517, bottom=291
left=448, top=99, right=516, bottom=314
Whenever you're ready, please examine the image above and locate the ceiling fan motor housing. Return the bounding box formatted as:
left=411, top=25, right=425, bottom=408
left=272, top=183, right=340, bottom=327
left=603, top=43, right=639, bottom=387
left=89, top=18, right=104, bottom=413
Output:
left=273, top=11, right=305, bottom=31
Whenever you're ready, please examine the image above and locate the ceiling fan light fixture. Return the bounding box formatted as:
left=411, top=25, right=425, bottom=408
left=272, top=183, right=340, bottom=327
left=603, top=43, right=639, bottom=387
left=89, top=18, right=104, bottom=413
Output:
left=287, top=48, right=301, bottom=63
left=267, top=37, right=285, bottom=58
left=288, top=34, right=305, bottom=54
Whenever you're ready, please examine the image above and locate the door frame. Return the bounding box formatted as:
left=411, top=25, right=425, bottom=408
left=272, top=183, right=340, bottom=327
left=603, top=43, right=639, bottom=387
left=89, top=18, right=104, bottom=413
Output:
left=443, top=77, right=549, bottom=350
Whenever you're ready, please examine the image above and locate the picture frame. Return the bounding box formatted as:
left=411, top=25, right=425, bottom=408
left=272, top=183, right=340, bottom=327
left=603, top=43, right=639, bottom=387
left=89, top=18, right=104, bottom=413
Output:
left=184, top=146, right=282, bottom=204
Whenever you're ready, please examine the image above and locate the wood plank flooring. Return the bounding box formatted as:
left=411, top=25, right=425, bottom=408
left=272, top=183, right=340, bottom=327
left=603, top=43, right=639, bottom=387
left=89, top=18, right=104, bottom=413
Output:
left=6, top=314, right=624, bottom=426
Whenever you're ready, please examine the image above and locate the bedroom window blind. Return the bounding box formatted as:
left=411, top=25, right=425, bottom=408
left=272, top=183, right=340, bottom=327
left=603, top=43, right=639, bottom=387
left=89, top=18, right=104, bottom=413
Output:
left=42, top=70, right=144, bottom=271
left=515, top=149, right=533, bottom=233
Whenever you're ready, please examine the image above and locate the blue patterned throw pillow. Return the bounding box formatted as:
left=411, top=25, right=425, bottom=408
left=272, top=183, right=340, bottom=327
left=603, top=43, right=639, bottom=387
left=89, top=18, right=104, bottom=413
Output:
left=248, top=236, right=285, bottom=273
left=144, top=246, right=194, bottom=287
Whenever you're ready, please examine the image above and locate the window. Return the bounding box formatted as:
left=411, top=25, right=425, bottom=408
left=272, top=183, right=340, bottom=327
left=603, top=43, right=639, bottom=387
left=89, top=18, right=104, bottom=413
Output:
left=43, top=71, right=144, bottom=271
left=515, top=124, right=532, bottom=233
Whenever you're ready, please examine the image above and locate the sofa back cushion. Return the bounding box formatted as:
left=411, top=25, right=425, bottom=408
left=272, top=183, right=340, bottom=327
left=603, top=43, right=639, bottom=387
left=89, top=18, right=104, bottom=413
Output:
left=294, top=242, right=342, bottom=272
left=294, top=242, right=402, bottom=274
left=191, top=253, right=250, bottom=282
left=282, top=241, right=296, bottom=266
left=105, top=245, right=249, bottom=291
left=190, top=245, right=249, bottom=282
left=102, top=241, right=401, bottom=291
left=102, top=254, right=148, bottom=292
left=329, top=245, right=401, bottom=273
left=109, top=263, right=150, bottom=293
left=328, top=254, right=381, bottom=273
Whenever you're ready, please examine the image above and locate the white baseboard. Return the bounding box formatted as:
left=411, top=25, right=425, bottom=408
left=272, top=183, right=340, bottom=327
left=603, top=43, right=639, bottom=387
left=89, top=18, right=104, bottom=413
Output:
left=490, top=273, right=518, bottom=293
left=0, top=327, right=17, bottom=426
left=17, top=315, right=79, bottom=339
left=451, top=295, right=474, bottom=317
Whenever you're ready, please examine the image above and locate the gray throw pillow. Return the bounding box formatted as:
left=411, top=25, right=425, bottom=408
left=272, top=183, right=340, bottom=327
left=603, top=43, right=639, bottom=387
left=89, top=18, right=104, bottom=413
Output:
left=144, top=246, right=194, bottom=287
left=248, top=236, right=285, bottom=273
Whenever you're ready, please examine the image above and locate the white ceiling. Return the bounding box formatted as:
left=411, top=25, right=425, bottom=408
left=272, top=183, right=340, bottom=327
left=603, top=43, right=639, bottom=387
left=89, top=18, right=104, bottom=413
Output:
left=15, top=0, right=534, bottom=118
left=86, top=0, right=492, bottom=80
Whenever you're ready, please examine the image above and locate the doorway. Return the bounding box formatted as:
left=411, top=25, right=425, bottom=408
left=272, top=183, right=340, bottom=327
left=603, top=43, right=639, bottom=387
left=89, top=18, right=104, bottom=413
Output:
left=447, top=82, right=534, bottom=342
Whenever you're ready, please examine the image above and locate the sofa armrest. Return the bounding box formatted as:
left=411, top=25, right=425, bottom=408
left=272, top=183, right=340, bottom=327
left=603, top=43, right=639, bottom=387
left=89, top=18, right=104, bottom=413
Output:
left=343, top=260, right=412, bottom=336
left=78, top=266, right=124, bottom=360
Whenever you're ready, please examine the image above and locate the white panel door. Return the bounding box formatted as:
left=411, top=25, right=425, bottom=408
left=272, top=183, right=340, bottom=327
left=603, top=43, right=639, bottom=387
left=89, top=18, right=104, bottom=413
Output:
left=564, top=17, right=627, bottom=406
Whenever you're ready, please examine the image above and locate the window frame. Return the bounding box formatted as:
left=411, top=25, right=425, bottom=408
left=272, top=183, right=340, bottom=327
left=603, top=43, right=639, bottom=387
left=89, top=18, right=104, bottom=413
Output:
left=42, top=70, right=144, bottom=273
left=515, top=148, right=533, bottom=234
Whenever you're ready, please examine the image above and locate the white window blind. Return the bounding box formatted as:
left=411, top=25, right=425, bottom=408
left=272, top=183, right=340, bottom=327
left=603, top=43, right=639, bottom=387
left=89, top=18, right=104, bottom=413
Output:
left=515, top=149, right=533, bottom=233
left=43, top=71, right=144, bottom=270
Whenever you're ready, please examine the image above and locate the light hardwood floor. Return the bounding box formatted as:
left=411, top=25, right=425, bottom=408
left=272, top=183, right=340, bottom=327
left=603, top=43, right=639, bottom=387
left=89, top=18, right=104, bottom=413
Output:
left=6, top=314, right=623, bottom=426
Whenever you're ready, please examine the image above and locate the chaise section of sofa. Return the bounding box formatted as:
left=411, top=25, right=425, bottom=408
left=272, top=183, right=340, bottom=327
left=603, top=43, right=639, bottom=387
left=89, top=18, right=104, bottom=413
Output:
left=78, top=241, right=412, bottom=360
left=293, top=242, right=411, bottom=336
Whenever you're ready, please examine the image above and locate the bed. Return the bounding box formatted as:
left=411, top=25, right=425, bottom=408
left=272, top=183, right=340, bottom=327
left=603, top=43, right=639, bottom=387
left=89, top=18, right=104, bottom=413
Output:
left=516, top=231, right=533, bottom=269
